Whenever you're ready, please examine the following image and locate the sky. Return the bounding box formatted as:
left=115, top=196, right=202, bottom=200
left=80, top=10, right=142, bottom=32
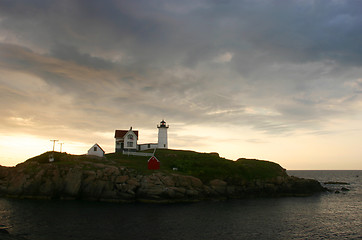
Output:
left=0, top=0, right=361, bottom=169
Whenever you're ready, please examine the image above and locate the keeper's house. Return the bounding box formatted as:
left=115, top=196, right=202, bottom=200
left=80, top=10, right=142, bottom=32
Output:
left=114, top=127, right=139, bottom=152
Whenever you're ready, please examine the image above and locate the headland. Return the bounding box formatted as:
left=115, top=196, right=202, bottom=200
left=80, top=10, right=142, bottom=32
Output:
left=0, top=149, right=325, bottom=203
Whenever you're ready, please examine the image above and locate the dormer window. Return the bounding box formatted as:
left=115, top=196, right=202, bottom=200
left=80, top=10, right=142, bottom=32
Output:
left=128, top=134, right=133, bottom=140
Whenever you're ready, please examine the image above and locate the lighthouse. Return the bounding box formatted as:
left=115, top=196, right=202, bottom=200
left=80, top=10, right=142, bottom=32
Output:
left=157, top=120, right=169, bottom=149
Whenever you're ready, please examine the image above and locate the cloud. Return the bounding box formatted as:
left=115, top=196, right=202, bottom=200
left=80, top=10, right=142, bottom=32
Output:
left=1, top=0, right=361, bottom=68
left=246, top=139, right=269, bottom=144
left=48, top=44, right=115, bottom=69
left=213, top=52, right=234, bottom=63
left=0, top=0, right=361, bottom=140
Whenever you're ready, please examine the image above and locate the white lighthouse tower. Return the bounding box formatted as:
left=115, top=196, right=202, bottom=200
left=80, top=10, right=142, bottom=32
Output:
left=157, top=120, right=169, bottom=149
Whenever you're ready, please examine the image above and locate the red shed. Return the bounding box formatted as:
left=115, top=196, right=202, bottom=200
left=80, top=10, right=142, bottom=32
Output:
left=148, top=156, right=160, bottom=170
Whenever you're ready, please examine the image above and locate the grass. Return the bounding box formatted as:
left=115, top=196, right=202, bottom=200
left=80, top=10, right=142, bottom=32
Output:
left=21, top=149, right=287, bottom=183
left=105, top=149, right=286, bottom=182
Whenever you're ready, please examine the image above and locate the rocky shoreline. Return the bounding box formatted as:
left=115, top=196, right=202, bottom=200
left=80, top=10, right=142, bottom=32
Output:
left=0, top=159, right=325, bottom=203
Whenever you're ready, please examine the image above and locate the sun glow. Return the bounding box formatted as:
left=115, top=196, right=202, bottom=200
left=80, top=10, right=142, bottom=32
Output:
left=0, top=135, right=50, bottom=166
left=0, top=134, right=92, bottom=166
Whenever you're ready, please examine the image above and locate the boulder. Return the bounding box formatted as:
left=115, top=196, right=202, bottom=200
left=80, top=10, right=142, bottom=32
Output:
left=137, top=184, right=165, bottom=199
left=189, top=176, right=203, bottom=188
left=159, top=175, right=175, bottom=187
left=185, top=189, right=199, bottom=198
left=64, top=168, right=83, bottom=196
left=115, top=175, right=129, bottom=184
left=126, top=178, right=140, bottom=189
left=6, top=174, right=28, bottom=195
left=209, top=179, right=227, bottom=194
left=82, top=180, right=107, bottom=199
left=166, top=187, right=187, bottom=198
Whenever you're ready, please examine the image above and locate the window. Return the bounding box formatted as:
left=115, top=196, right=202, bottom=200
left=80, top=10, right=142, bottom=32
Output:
left=94, top=147, right=97, bottom=151
left=127, top=142, right=133, bottom=147
left=128, top=134, right=133, bottom=140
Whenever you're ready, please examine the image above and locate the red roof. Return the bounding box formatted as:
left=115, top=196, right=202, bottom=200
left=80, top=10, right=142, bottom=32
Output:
left=94, top=143, right=105, bottom=153
left=114, top=130, right=139, bottom=138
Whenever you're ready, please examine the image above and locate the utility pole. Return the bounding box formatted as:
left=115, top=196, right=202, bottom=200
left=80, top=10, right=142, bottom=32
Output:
left=49, top=139, right=58, bottom=163
left=50, top=139, right=59, bottom=152
left=59, top=142, right=64, bottom=153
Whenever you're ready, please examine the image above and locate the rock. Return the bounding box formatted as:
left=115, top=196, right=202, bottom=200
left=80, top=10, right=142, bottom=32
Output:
left=0, top=228, right=9, bottom=234
left=64, top=168, right=83, bottom=196
left=284, top=177, right=325, bottom=195
left=174, top=175, right=191, bottom=187
left=82, top=180, right=107, bottom=199
left=172, top=187, right=186, bottom=194
left=273, top=176, right=285, bottom=185
left=0, top=155, right=327, bottom=202
left=101, top=189, right=118, bottom=199
left=0, top=166, right=9, bottom=178
left=6, top=174, right=28, bottom=195
left=144, top=174, right=163, bottom=185
left=126, top=178, right=140, bottom=189
left=166, top=187, right=186, bottom=198
left=185, top=189, right=199, bottom=198
left=226, top=186, right=236, bottom=195
left=172, top=174, right=203, bottom=189
left=341, top=187, right=350, bottom=191
left=51, top=168, right=62, bottom=189
left=117, top=192, right=135, bottom=200
left=159, top=175, right=175, bottom=187
left=39, top=179, right=54, bottom=196
left=209, top=179, right=227, bottom=194
left=164, top=187, right=176, bottom=198
left=115, top=175, right=129, bottom=183
left=203, top=186, right=219, bottom=197
left=137, top=184, right=165, bottom=199
left=264, top=183, right=278, bottom=192
left=324, top=181, right=349, bottom=185
left=189, top=176, right=203, bottom=188
left=83, top=173, right=96, bottom=185
left=92, top=163, right=107, bottom=169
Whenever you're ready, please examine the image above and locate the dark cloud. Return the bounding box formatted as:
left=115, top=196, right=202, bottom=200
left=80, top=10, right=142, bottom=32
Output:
left=0, top=0, right=362, bottom=138
left=1, top=0, right=361, bottom=68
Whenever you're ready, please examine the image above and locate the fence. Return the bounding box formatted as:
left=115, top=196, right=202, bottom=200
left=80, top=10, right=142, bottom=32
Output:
left=122, top=150, right=153, bottom=157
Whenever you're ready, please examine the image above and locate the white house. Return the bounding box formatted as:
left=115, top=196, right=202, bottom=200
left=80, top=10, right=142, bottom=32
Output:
left=138, top=143, right=158, bottom=151
left=114, top=127, right=138, bottom=152
left=114, top=120, right=169, bottom=153
left=88, top=143, right=105, bottom=157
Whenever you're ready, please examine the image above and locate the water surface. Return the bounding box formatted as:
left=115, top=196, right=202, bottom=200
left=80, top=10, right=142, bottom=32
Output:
left=1, top=170, right=361, bottom=240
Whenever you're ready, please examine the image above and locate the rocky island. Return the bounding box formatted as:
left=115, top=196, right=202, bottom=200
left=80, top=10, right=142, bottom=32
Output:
left=0, top=150, right=325, bottom=203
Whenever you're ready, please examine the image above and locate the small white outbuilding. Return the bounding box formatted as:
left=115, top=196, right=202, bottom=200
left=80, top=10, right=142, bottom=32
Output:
left=87, top=143, right=105, bottom=157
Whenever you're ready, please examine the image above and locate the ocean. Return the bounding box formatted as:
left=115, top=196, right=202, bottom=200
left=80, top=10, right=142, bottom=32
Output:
left=1, top=170, right=361, bottom=240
